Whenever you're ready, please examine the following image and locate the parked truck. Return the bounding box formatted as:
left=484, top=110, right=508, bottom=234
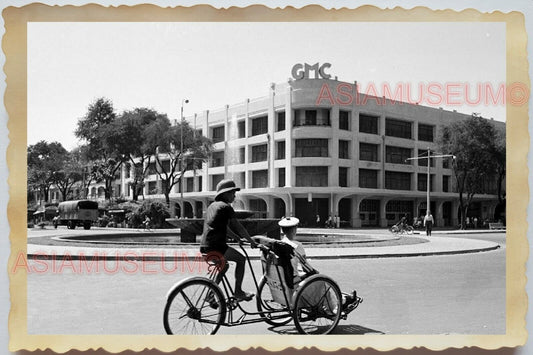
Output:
left=54, top=200, right=98, bottom=230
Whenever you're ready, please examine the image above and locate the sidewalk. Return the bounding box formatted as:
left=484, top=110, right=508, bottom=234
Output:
left=25, top=226, right=503, bottom=260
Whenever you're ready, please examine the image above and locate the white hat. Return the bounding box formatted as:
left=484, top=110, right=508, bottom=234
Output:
left=278, top=217, right=300, bottom=228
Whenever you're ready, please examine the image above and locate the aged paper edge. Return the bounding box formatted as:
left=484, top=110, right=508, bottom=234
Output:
left=4, top=3, right=529, bottom=352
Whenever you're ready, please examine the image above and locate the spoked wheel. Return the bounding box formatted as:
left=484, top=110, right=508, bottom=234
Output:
left=405, top=226, right=414, bottom=235
left=292, top=275, right=342, bottom=334
left=164, top=278, right=226, bottom=335
left=256, top=277, right=293, bottom=326
left=390, top=225, right=399, bottom=235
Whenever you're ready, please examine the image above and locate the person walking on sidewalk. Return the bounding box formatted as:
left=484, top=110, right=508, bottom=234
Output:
left=424, top=211, right=434, bottom=237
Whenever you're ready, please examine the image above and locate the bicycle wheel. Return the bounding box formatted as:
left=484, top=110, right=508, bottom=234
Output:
left=390, top=225, right=399, bottom=234
left=292, top=275, right=342, bottom=335
left=406, top=226, right=414, bottom=235
left=164, top=278, right=226, bottom=335
left=256, top=276, right=293, bottom=326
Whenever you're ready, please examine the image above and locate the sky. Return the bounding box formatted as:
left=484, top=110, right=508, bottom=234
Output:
left=27, top=21, right=506, bottom=150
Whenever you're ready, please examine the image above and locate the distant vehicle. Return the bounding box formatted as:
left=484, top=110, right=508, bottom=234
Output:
left=55, top=200, right=99, bottom=230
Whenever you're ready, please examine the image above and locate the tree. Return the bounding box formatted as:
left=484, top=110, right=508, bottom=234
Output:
left=27, top=141, right=68, bottom=204
left=75, top=98, right=125, bottom=199
left=70, top=145, right=99, bottom=199
left=50, top=151, right=86, bottom=201
left=144, top=116, right=212, bottom=207
left=102, top=108, right=161, bottom=201
left=438, top=115, right=500, bottom=229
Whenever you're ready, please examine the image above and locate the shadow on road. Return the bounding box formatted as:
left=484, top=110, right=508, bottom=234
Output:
left=268, top=324, right=384, bottom=335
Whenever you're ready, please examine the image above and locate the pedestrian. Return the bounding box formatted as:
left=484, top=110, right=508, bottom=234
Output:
left=315, top=214, right=321, bottom=227
left=335, top=215, right=340, bottom=229
left=326, top=215, right=333, bottom=228
left=143, top=215, right=151, bottom=230
left=424, top=210, right=434, bottom=237
left=200, top=179, right=258, bottom=303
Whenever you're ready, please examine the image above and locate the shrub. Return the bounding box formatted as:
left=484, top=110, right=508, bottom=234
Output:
left=130, top=200, right=170, bottom=229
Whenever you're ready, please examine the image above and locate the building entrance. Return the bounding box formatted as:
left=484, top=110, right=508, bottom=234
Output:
left=295, top=198, right=329, bottom=228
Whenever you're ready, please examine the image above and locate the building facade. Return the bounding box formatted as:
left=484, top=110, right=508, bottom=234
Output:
left=114, top=77, right=504, bottom=228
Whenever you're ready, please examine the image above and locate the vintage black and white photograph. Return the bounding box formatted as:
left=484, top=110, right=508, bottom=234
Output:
left=6, top=4, right=528, bottom=352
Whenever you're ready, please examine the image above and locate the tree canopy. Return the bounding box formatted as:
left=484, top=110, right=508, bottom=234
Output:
left=438, top=115, right=503, bottom=228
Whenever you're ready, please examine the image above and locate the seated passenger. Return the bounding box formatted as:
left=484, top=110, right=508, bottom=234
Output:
left=277, top=217, right=361, bottom=313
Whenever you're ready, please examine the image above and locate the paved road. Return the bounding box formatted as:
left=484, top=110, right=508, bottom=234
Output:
left=26, top=232, right=505, bottom=335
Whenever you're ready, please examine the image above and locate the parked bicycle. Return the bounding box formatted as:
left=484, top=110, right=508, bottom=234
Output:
left=163, top=237, right=362, bottom=335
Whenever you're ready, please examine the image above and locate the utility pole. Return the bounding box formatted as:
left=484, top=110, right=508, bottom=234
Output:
left=406, top=148, right=455, bottom=216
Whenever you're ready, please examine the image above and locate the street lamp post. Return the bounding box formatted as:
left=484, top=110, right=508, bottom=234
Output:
left=180, top=99, right=189, bottom=218
left=406, top=148, right=455, bottom=217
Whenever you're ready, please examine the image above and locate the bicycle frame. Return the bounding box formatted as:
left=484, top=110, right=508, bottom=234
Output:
left=202, top=242, right=294, bottom=327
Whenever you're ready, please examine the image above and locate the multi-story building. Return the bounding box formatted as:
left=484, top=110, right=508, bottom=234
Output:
left=116, top=75, right=504, bottom=228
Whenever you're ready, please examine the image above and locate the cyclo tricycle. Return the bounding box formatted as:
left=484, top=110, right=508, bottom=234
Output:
left=163, top=236, right=362, bottom=335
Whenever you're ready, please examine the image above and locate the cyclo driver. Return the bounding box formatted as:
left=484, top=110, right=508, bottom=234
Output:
left=200, top=179, right=258, bottom=303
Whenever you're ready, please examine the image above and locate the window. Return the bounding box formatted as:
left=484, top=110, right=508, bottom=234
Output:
left=277, top=111, right=285, bottom=131
left=385, top=171, right=411, bottom=190
left=386, top=146, right=412, bottom=164
left=294, top=109, right=330, bottom=126
left=212, top=126, right=225, bottom=143
left=386, top=118, right=412, bottom=139
left=418, top=124, right=434, bottom=142
left=249, top=199, right=267, bottom=218
left=210, top=151, right=224, bottom=167
left=339, top=140, right=350, bottom=159
left=443, top=158, right=451, bottom=169
left=251, top=170, right=268, bottom=188
left=124, top=163, right=131, bottom=179
left=359, top=169, right=378, bottom=188
left=238, top=121, right=246, bottom=138
left=147, top=181, right=158, bottom=195
left=211, top=174, right=224, bottom=191
left=339, top=167, right=348, bottom=187
left=198, top=176, right=202, bottom=192
left=239, top=147, right=245, bottom=164
left=251, top=144, right=268, bottom=162
left=359, top=114, right=379, bottom=134
left=339, top=110, right=350, bottom=130
left=295, top=139, right=328, bottom=157
left=186, top=177, right=194, bottom=192
left=417, top=173, right=434, bottom=192
left=443, top=175, right=450, bottom=192
left=276, top=141, right=286, bottom=160
left=278, top=168, right=285, bottom=187
left=251, top=115, right=268, bottom=136
left=147, top=162, right=157, bottom=175
left=305, top=110, right=317, bottom=125
left=360, top=143, right=379, bottom=162
left=295, top=166, right=328, bottom=187
left=417, top=149, right=435, bottom=167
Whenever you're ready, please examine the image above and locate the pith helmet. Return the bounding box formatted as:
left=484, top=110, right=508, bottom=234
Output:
left=278, top=217, right=300, bottom=228
left=215, top=179, right=241, bottom=200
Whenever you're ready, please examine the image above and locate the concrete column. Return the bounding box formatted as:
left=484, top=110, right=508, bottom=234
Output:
left=451, top=199, right=460, bottom=226
left=202, top=110, right=209, bottom=192
left=268, top=84, right=276, bottom=189
left=435, top=200, right=445, bottom=227
left=380, top=197, right=392, bottom=227
left=351, top=196, right=364, bottom=228
left=285, top=86, right=293, bottom=187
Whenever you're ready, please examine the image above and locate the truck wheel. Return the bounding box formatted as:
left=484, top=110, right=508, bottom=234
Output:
left=83, top=222, right=91, bottom=230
